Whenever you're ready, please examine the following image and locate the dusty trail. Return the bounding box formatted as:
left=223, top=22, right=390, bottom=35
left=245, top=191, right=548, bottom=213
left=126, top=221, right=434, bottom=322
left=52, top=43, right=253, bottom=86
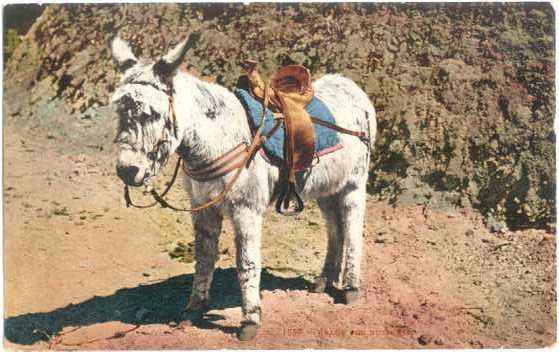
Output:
left=3, top=124, right=556, bottom=349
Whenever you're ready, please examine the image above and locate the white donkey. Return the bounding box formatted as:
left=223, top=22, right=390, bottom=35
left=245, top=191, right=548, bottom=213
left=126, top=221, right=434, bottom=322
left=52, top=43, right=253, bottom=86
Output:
left=111, top=33, right=376, bottom=340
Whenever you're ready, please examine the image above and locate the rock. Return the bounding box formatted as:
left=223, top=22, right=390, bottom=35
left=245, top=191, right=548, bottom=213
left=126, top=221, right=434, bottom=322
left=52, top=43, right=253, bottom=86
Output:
left=486, top=214, right=507, bottom=233
left=166, top=240, right=196, bottom=263
left=534, top=325, right=545, bottom=335
left=418, top=334, right=432, bottom=345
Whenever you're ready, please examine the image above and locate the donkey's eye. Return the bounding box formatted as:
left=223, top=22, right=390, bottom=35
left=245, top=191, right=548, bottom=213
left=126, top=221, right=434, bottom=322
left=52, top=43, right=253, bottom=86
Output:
left=138, top=108, right=158, bottom=122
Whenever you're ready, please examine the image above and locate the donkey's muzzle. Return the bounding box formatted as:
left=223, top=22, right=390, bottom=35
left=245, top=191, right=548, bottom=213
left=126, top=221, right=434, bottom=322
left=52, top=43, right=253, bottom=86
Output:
left=117, top=164, right=142, bottom=186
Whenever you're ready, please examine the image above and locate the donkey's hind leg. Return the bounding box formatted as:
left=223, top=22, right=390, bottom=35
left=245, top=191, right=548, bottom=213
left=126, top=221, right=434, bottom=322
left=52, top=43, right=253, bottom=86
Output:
left=337, top=183, right=367, bottom=304
left=313, top=195, right=344, bottom=292
left=186, top=208, right=223, bottom=314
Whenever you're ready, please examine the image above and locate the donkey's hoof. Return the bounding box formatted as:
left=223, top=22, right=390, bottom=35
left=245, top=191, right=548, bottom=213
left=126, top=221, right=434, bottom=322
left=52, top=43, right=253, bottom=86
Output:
left=311, top=277, right=327, bottom=293
left=184, top=299, right=209, bottom=321
left=237, top=322, right=259, bottom=341
left=342, top=288, right=359, bottom=305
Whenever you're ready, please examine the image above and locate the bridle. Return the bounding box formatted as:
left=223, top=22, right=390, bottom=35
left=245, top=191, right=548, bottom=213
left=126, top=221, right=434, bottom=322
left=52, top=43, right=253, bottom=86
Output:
left=123, top=81, right=371, bottom=213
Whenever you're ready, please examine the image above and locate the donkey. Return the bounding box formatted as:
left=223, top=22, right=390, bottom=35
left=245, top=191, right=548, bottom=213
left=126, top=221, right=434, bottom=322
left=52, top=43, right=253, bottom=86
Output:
left=111, top=33, right=376, bottom=340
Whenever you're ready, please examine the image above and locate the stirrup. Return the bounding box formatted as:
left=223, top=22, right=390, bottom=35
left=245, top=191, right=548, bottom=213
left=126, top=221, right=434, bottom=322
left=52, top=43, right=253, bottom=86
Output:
left=275, top=181, right=304, bottom=215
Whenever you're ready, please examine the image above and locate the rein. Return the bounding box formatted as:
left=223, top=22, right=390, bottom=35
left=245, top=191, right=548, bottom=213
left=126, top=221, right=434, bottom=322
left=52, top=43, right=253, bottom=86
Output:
left=124, top=156, right=182, bottom=209
left=123, top=81, right=369, bottom=213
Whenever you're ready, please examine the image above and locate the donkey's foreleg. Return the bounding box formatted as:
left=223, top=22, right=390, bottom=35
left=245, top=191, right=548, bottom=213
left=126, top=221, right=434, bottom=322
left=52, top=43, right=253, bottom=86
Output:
left=313, top=196, right=343, bottom=292
left=232, top=208, right=263, bottom=341
left=186, top=208, right=223, bottom=313
left=338, top=184, right=367, bottom=304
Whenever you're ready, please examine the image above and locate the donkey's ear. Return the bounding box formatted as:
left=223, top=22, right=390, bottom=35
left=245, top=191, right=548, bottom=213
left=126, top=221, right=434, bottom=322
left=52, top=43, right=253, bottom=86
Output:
left=110, top=36, right=138, bottom=73
left=153, top=32, right=201, bottom=77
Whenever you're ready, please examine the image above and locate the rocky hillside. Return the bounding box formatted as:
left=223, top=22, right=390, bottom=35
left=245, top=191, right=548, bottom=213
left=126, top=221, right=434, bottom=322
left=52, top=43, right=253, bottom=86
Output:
left=4, top=3, right=555, bottom=229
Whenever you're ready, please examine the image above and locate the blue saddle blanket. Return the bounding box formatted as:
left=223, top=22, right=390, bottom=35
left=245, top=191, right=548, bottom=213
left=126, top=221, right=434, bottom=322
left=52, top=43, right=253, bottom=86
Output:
left=234, top=88, right=342, bottom=165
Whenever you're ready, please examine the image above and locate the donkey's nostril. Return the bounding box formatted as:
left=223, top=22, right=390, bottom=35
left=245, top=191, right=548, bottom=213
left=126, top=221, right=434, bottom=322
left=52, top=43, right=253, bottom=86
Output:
left=116, top=165, right=141, bottom=186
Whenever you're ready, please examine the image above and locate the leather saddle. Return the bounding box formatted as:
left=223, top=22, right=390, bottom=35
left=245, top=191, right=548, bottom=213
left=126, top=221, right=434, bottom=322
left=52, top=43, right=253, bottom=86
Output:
left=244, top=60, right=316, bottom=215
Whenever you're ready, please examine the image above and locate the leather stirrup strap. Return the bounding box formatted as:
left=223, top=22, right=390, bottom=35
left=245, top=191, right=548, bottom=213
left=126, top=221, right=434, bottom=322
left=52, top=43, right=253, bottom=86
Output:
left=274, top=90, right=313, bottom=215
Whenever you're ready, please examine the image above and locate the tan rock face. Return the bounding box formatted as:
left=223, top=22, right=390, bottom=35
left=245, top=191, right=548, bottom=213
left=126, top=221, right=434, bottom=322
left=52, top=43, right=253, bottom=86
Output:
left=4, top=3, right=555, bottom=228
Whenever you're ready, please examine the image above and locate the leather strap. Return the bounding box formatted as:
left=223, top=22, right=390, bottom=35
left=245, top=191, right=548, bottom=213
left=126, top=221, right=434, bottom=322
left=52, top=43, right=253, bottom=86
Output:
left=310, top=116, right=370, bottom=143
left=124, top=156, right=183, bottom=209
left=183, top=143, right=249, bottom=181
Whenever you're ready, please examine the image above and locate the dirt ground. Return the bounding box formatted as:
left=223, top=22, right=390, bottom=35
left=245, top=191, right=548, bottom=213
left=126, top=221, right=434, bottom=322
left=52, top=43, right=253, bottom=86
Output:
left=3, top=121, right=556, bottom=349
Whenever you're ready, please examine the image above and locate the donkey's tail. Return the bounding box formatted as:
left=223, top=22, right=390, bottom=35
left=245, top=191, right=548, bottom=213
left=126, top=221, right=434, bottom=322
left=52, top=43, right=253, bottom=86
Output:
left=364, top=105, right=377, bottom=152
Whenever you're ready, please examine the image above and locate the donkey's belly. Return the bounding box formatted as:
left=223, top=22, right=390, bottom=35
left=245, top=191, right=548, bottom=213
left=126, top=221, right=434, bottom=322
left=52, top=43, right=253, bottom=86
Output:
left=296, top=141, right=365, bottom=200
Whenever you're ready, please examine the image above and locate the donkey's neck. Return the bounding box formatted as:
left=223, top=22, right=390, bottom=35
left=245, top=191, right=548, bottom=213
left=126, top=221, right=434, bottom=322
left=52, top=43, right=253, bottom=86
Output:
left=172, top=72, right=251, bottom=168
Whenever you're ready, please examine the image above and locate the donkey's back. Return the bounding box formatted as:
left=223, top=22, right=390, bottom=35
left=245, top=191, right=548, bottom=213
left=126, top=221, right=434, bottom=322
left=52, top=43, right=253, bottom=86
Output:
left=295, top=74, right=376, bottom=200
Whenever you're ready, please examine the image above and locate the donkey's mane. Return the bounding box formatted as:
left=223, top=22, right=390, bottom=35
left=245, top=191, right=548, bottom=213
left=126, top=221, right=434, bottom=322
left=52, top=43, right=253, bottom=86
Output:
left=172, top=71, right=252, bottom=166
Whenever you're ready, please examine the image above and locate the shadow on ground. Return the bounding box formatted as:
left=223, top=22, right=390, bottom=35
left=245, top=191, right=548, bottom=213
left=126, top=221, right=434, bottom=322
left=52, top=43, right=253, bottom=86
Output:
left=5, top=268, right=311, bottom=345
